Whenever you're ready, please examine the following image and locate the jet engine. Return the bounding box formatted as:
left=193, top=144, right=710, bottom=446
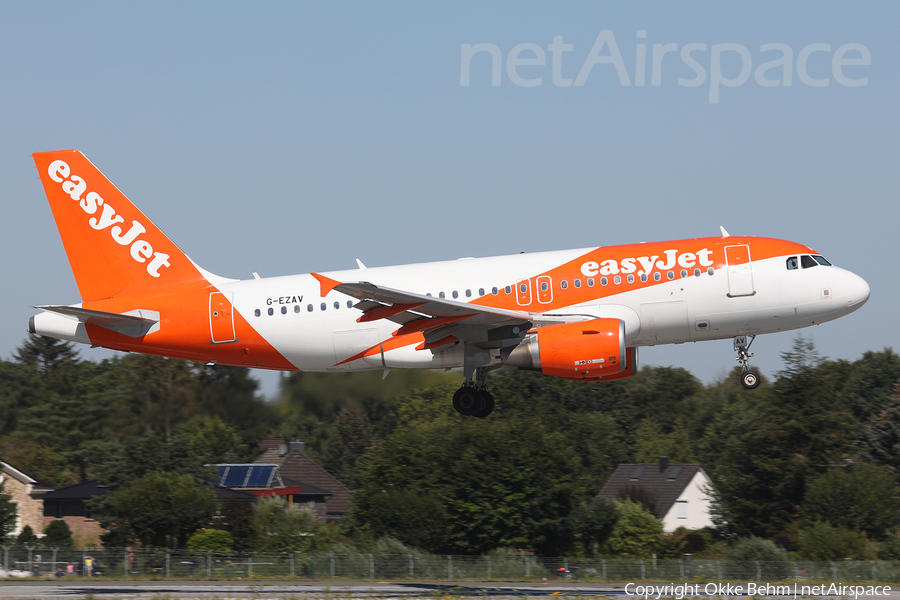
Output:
left=504, top=318, right=637, bottom=381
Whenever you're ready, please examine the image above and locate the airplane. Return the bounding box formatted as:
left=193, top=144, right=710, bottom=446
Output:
left=29, top=150, right=870, bottom=418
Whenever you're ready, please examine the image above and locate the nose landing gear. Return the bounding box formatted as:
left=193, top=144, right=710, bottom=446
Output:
left=734, top=335, right=760, bottom=390
left=452, top=367, right=495, bottom=418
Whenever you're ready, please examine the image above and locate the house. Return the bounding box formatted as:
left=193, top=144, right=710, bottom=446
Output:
left=597, top=457, right=716, bottom=533
left=40, top=480, right=108, bottom=545
left=213, top=462, right=335, bottom=520
left=253, top=440, right=353, bottom=522
left=1, top=461, right=54, bottom=536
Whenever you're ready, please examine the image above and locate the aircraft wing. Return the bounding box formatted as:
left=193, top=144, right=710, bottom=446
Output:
left=311, top=273, right=577, bottom=350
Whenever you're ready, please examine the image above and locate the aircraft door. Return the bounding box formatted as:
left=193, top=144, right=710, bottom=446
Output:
left=516, top=279, right=532, bottom=306
left=209, top=292, right=237, bottom=344
left=725, top=245, right=755, bottom=297
left=536, top=276, right=553, bottom=304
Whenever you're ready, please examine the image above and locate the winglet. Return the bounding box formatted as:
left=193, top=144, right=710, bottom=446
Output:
left=719, top=226, right=730, bottom=238
left=310, top=273, right=341, bottom=297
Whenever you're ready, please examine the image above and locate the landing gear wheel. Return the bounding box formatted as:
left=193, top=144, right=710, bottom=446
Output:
left=452, top=387, right=484, bottom=416
left=473, top=390, right=494, bottom=418
left=741, top=370, right=761, bottom=390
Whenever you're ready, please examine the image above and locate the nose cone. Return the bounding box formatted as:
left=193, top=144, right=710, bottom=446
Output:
left=844, top=270, right=870, bottom=312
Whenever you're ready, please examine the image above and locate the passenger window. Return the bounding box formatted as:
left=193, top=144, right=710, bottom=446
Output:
left=587, top=278, right=595, bottom=287
left=667, top=271, right=674, bottom=280
left=801, top=255, right=818, bottom=268
left=504, top=286, right=512, bottom=295
left=813, top=255, right=832, bottom=266
left=307, top=304, right=313, bottom=312
left=281, top=306, right=287, bottom=315
left=680, top=269, right=687, bottom=278
left=541, top=281, right=549, bottom=291
left=294, top=305, right=300, bottom=313
left=654, top=272, right=662, bottom=281
left=694, top=268, right=701, bottom=277
left=334, top=301, right=340, bottom=309
left=627, top=274, right=634, bottom=284
left=574, top=279, right=581, bottom=288
left=347, top=301, right=353, bottom=308
left=452, top=291, right=458, bottom=299
left=707, top=267, right=715, bottom=275
left=640, top=273, right=648, bottom=282
left=614, top=275, right=622, bottom=285
left=561, top=280, right=568, bottom=290
left=320, top=303, right=326, bottom=311
left=492, top=287, right=498, bottom=295
left=786, top=256, right=798, bottom=270
left=254, top=309, right=261, bottom=317
left=268, top=307, right=274, bottom=316
left=466, top=289, right=472, bottom=298
left=479, top=288, right=485, bottom=296
left=439, top=292, right=445, bottom=299
left=519, top=283, right=527, bottom=293
left=601, top=277, right=608, bottom=286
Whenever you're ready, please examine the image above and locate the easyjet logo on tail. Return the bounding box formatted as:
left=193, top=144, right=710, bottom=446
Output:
left=47, top=160, right=171, bottom=278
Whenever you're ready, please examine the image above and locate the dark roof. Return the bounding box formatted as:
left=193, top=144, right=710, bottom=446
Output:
left=281, top=477, right=334, bottom=497
left=598, top=463, right=707, bottom=519
left=41, top=481, right=108, bottom=501
left=254, top=448, right=352, bottom=514
left=213, top=486, right=259, bottom=501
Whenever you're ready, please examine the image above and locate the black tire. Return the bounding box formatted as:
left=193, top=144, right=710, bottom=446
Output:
left=473, top=390, right=495, bottom=418
left=452, top=387, right=483, bottom=416
left=741, top=370, right=761, bottom=390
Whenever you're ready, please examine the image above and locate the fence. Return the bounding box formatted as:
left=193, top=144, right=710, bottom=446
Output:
left=2, top=547, right=900, bottom=583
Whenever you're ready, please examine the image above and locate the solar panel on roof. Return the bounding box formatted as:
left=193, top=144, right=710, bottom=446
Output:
left=216, top=465, right=228, bottom=482
left=247, top=466, right=274, bottom=487
left=223, top=465, right=250, bottom=487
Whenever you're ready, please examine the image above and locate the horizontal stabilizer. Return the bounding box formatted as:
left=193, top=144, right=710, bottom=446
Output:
left=34, top=305, right=160, bottom=338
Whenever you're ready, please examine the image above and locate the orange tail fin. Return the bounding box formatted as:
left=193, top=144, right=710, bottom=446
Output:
left=33, top=150, right=207, bottom=301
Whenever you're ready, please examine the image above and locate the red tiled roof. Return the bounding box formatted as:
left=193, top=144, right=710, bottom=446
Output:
left=254, top=448, right=352, bottom=515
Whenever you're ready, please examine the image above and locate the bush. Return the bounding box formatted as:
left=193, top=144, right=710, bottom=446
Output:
left=798, top=521, right=877, bottom=560
left=601, top=500, right=663, bottom=557
left=43, top=520, right=74, bottom=548
left=724, top=536, right=791, bottom=579
left=187, top=528, right=234, bottom=552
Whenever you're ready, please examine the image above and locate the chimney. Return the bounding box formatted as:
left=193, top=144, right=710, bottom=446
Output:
left=659, top=456, right=669, bottom=473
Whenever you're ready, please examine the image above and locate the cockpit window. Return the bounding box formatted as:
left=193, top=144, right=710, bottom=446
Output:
left=786, top=257, right=798, bottom=270
left=801, top=255, right=818, bottom=269
left=812, top=255, right=832, bottom=266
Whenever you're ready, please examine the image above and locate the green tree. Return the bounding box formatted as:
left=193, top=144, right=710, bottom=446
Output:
left=16, top=524, right=38, bottom=547
left=252, top=497, right=333, bottom=553
left=568, top=497, right=620, bottom=556
left=348, top=416, right=585, bottom=555
left=42, top=520, right=74, bottom=548
left=863, top=385, right=900, bottom=473
left=724, top=536, right=792, bottom=578
left=803, top=463, right=900, bottom=539
left=344, top=489, right=448, bottom=551
left=711, top=337, right=854, bottom=537
left=320, top=406, right=374, bottom=488
left=104, top=471, right=216, bottom=548
left=601, top=500, right=663, bottom=557
left=187, top=528, right=234, bottom=552
left=176, top=415, right=245, bottom=463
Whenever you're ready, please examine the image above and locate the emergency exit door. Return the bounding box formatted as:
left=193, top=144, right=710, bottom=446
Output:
left=725, top=245, right=755, bottom=297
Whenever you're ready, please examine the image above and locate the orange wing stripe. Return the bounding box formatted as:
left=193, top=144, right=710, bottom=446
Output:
left=357, top=302, right=426, bottom=323
left=392, top=314, right=474, bottom=337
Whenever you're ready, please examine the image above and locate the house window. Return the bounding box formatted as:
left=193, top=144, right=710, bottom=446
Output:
left=676, top=500, right=688, bottom=519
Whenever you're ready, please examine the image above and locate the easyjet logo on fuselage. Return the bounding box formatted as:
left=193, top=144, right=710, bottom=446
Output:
left=580, top=248, right=715, bottom=277
left=47, top=160, right=171, bottom=278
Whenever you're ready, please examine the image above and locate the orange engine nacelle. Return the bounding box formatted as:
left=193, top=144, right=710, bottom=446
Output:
left=504, top=318, right=637, bottom=382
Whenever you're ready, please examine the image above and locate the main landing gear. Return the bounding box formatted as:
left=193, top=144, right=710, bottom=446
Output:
left=734, top=335, right=760, bottom=390
left=452, top=367, right=495, bottom=418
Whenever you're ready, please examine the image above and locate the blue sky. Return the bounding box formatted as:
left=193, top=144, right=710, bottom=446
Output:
left=2, top=2, right=896, bottom=397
